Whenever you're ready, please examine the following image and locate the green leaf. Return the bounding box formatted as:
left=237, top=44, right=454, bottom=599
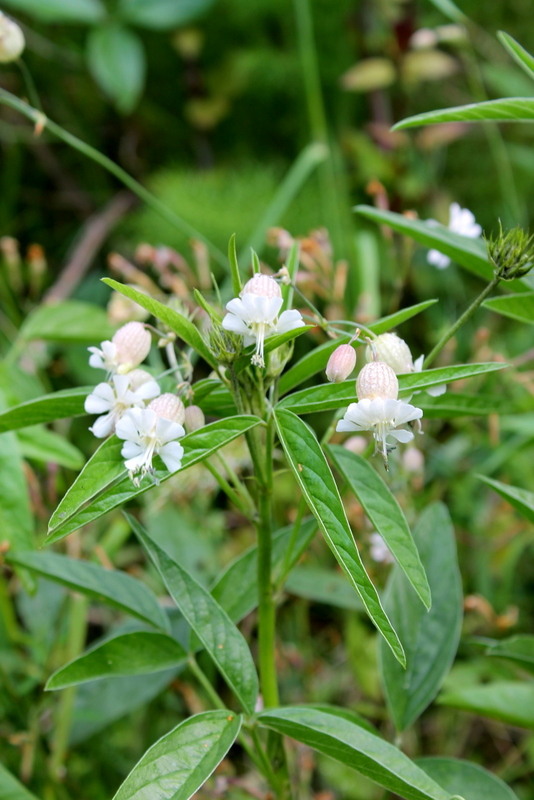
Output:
left=477, top=474, right=534, bottom=524
left=112, top=710, right=241, bottom=800
left=284, top=566, right=363, bottom=611
left=498, top=32, right=534, bottom=83
left=0, top=763, right=41, bottom=800
left=483, top=292, right=534, bottom=324
left=1, top=0, right=105, bottom=23
left=228, top=233, right=243, bottom=296
left=193, top=379, right=236, bottom=417
left=0, top=430, right=34, bottom=556
left=5, top=551, right=170, bottom=632
left=485, top=635, right=534, bottom=674
left=0, top=387, right=90, bottom=433
left=18, top=300, right=115, bottom=344
left=103, top=279, right=217, bottom=368
left=379, top=503, right=463, bottom=731
left=417, top=757, right=519, bottom=800
left=128, top=514, right=259, bottom=715
left=211, top=519, right=317, bottom=622
left=118, top=0, right=216, bottom=30
left=397, top=363, right=507, bottom=396
left=46, top=632, right=186, bottom=689
left=274, top=409, right=405, bottom=666
left=427, top=0, right=466, bottom=22
left=417, top=393, right=510, bottom=418
left=234, top=325, right=314, bottom=374
left=87, top=25, right=146, bottom=114
left=393, top=98, right=534, bottom=130
left=46, top=415, right=261, bottom=542
left=328, top=446, right=430, bottom=609
left=258, top=706, right=451, bottom=800
left=278, top=300, right=438, bottom=395
left=17, top=425, right=84, bottom=470
left=439, top=681, right=534, bottom=729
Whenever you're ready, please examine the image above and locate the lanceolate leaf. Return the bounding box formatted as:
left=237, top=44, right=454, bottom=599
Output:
left=17, top=426, right=85, bottom=469
left=193, top=379, right=236, bottom=417
left=477, top=474, right=534, bottom=524
left=258, top=706, right=450, bottom=800
left=113, top=711, right=241, bottom=800
left=46, top=632, right=186, bottom=689
left=498, top=32, right=534, bottom=82
left=0, top=431, right=34, bottom=557
left=47, top=416, right=261, bottom=543
left=485, top=635, right=534, bottom=674
left=18, top=300, right=116, bottom=343
left=0, top=387, right=90, bottom=433
left=483, top=292, right=534, bottom=324
left=128, top=515, right=259, bottom=714
left=438, top=682, right=534, bottom=729
left=5, top=551, right=170, bottom=632
left=0, top=763, right=40, bottom=800
left=328, top=446, right=430, bottom=609
left=274, top=409, right=405, bottom=666
left=379, top=503, right=463, bottom=732
left=417, top=393, right=510, bottom=418
left=392, top=98, right=534, bottom=129
left=284, top=566, right=363, bottom=611
left=102, top=279, right=217, bottom=368
left=417, top=757, right=519, bottom=800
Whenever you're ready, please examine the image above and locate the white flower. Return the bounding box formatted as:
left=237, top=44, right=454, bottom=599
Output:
left=84, top=372, right=160, bottom=438
left=116, top=406, right=185, bottom=486
left=427, top=202, right=482, bottom=269
left=88, top=321, right=152, bottom=375
left=413, top=354, right=446, bottom=397
left=369, top=533, right=394, bottom=564
left=368, top=333, right=446, bottom=397
left=337, top=397, right=423, bottom=463
left=222, top=273, right=304, bottom=367
left=0, top=13, right=24, bottom=63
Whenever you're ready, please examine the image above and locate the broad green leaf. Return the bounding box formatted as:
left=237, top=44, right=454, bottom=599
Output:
left=497, top=32, right=534, bottom=83
left=17, top=425, right=84, bottom=470
left=46, top=632, right=186, bottom=689
left=47, top=415, right=261, bottom=543
left=1, top=0, right=105, bottom=23
left=258, top=706, right=451, bottom=800
left=397, top=363, right=507, bottom=396
left=392, top=98, right=534, bottom=130
left=483, top=292, right=534, bottom=324
left=0, top=430, right=34, bottom=556
left=103, top=280, right=217, bottom=368
left=0, top=763, right=41, bottom=800
left=284, top=566, right=363, bottom=611
left=278, top=300, right=438, bottom=395
left=128, top=515, right=259, bottom=714
left=379, top=503, right=463, bottom=731
left=439, top=681, right=534, bottom=729
left=486, top=635, right=534, bottom=674
left=18, top=300, right=115, bottom=344
left=87, top=25, right=145, bottom=114
left=477, top=474, right=534, bottom=524
left=328, top=446, right=430, bottom=609
left=193, top=379, right=236, bottom=417
left=211, top=519, right=317, bottom=623
left=118, top=0, right=216, bottom=29
left=417, top=757, right=519, bottom=800
left=234, top=325, right=314, bottom=373
left=5, top=551, right=170, bottom=632
left=0, top=387, right=89, bottom=433
left=274, top=409, right=405, bottom=666
left=113, top=710, right=241, bottom=800
left=418, top=393, right=510, bottom=418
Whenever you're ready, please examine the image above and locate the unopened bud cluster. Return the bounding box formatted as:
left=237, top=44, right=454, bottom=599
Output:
left=487, top=224, right=534, bottom=281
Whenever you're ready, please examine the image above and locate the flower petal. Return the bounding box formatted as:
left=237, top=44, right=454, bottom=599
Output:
left=387, top=428, right=414, bottom=443
left=159, top=441, right=184, bottom=472
left=275, top=309, right=305, bottom=335
left=155, top=417, right=185, bottom=444
left=90, top=413, right=115, bottom=438
left=222, top=313, right=250, bottom=335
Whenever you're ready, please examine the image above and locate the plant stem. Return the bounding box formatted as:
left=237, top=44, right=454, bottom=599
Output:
left=423, top=275, right=500, bottom=369
left=204, top=459, right=252, bottom=518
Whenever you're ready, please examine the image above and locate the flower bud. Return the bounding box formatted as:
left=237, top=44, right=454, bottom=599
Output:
left=149, top=393, right=185, bottom=425
left=0, top=13, right=24, bottom=63
left=487, top=223, right=534, bottom=281
left=112, top=322, right=151, bottom=373
left=127, top=368, right=156, bottom=392
left=242, top=273, right=281, bottom=298
left=326, top=344, right=357, bottom=383
left=356, top=361, right=398, bottom=401
left=366, top=333, right=413, bottom=374
left=184, top=404, right=205, bottom=432
left=343, top=435, right=368, bottom=455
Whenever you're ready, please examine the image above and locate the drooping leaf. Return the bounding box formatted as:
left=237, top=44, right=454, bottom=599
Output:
left=5, top=551, right=170, bottom=632
left=47, top=416, right=261, bottom=542
left=258, top=706, right=451, bottom=800
left=17, top=425, right=84, bottom=470
left=483, top=292, right=534, bottom=324
left=128, top=514, right=259, bottom=714
left=438, top=682, right=534, bottom=729
left=417, top=393, right=510, bottom=418
left=328, top=446, right=430, bottom=609
left=284, top=566, right=363, bottom=611
left=118, top=0, right=216, bottom=30
left=393, top=98, right=534, bottom=129
left=485, top=635, right=534, bottom=674
left=274, top=409, right=405, bottom=666
left=379, top=503, right=463, bottom=731
left=0, top=763, right=41, bottom=800
left=87, top=25, right=146, bottom=114
left=477, top=474, right=534, bottom=524
left=193, top=379, right=236, bottom=417
left=498, top=32, right=534, bottom=82
left=416, top=757, right=519, bottom=800
left=46, top=631, right=186, bottom=689
left=18, top=300, right=115, bottom=344
left=1, top=0, right=105, bottom=23
left=112, top=711, right=241, bottom=800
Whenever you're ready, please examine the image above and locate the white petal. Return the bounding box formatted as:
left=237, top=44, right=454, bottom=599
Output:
left=88, top=350, right=105, bottom=370
left=121, top=440, right=144, bottom=460
left=222, top=313, right=250, bottom=335
left=225, top=298, right=249, bottom=322
left=134, top=380, right=161, bottom=402
left=427, top=249, right=451, bottom=269
left=155, top=417, right=185, bottom=444
left=124, top=451, right=150, bottom=472
left=336, top=419, right=362, bottom=433
left=112, top=374, right=131, bottom=399
left=116, top=412, right=141, bottom=441
left=387, top=428, right=414, bottom=443
left=159, top=441, right=184, bottom=472
left=85, top=386, right=114, bottom=414
left=393, top=401, right=423, bottom=426
left=426, top=383, right=447, bottom=397
left=274, top=310, right=305, bottom=334
left=90, top=413, right=115, bottom=438
left=414, top=354, right=425, bottom=372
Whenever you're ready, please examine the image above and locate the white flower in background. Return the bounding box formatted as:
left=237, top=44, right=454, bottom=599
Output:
left=84, top=371, right=160, bottom=438
left=336, top=361, right=423, bottom=467
left=368, top=333, right=446, bottom=397
left=0, top=13, right=24, bottom=63
left=88, top=321, right=152, bottom=375
left=116, top=393, right=186, bottom=485
left=427, top=202, right=482, bottom=269
left=222, top=273, right=304, bottom=367
left=369, top=533, right=394, bottom=564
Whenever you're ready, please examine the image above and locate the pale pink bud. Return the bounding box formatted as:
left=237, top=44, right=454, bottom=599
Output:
left=402, top=446, right=424, bottom=473
left=184, top=405, right=205, bottom=432
left=149, top=393, right=185, bottom=425
left=127, top=368, right=156, bottom=392
left=242, top=273, right=281, bottom=298
left=356, top=361, right=398, bottom=401
left=112, top=322, right=151, bottom=373
left=366, top=333, right=413, bottom=375
left=325, top=344, right=357, bottom=383
left=0, top=13, right=25, bottom=63
left=343, top=435, right=368, bottom=455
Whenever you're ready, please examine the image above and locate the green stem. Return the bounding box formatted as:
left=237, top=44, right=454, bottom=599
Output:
left=16, top=59, right=42, bottom=112
left=215, top=451, right=255, bottom=513
left=204, top=459, right=252, bottom=518
left=423, top=275, right=500, bottom=369
left=0, top=88, right=227, bottom=268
